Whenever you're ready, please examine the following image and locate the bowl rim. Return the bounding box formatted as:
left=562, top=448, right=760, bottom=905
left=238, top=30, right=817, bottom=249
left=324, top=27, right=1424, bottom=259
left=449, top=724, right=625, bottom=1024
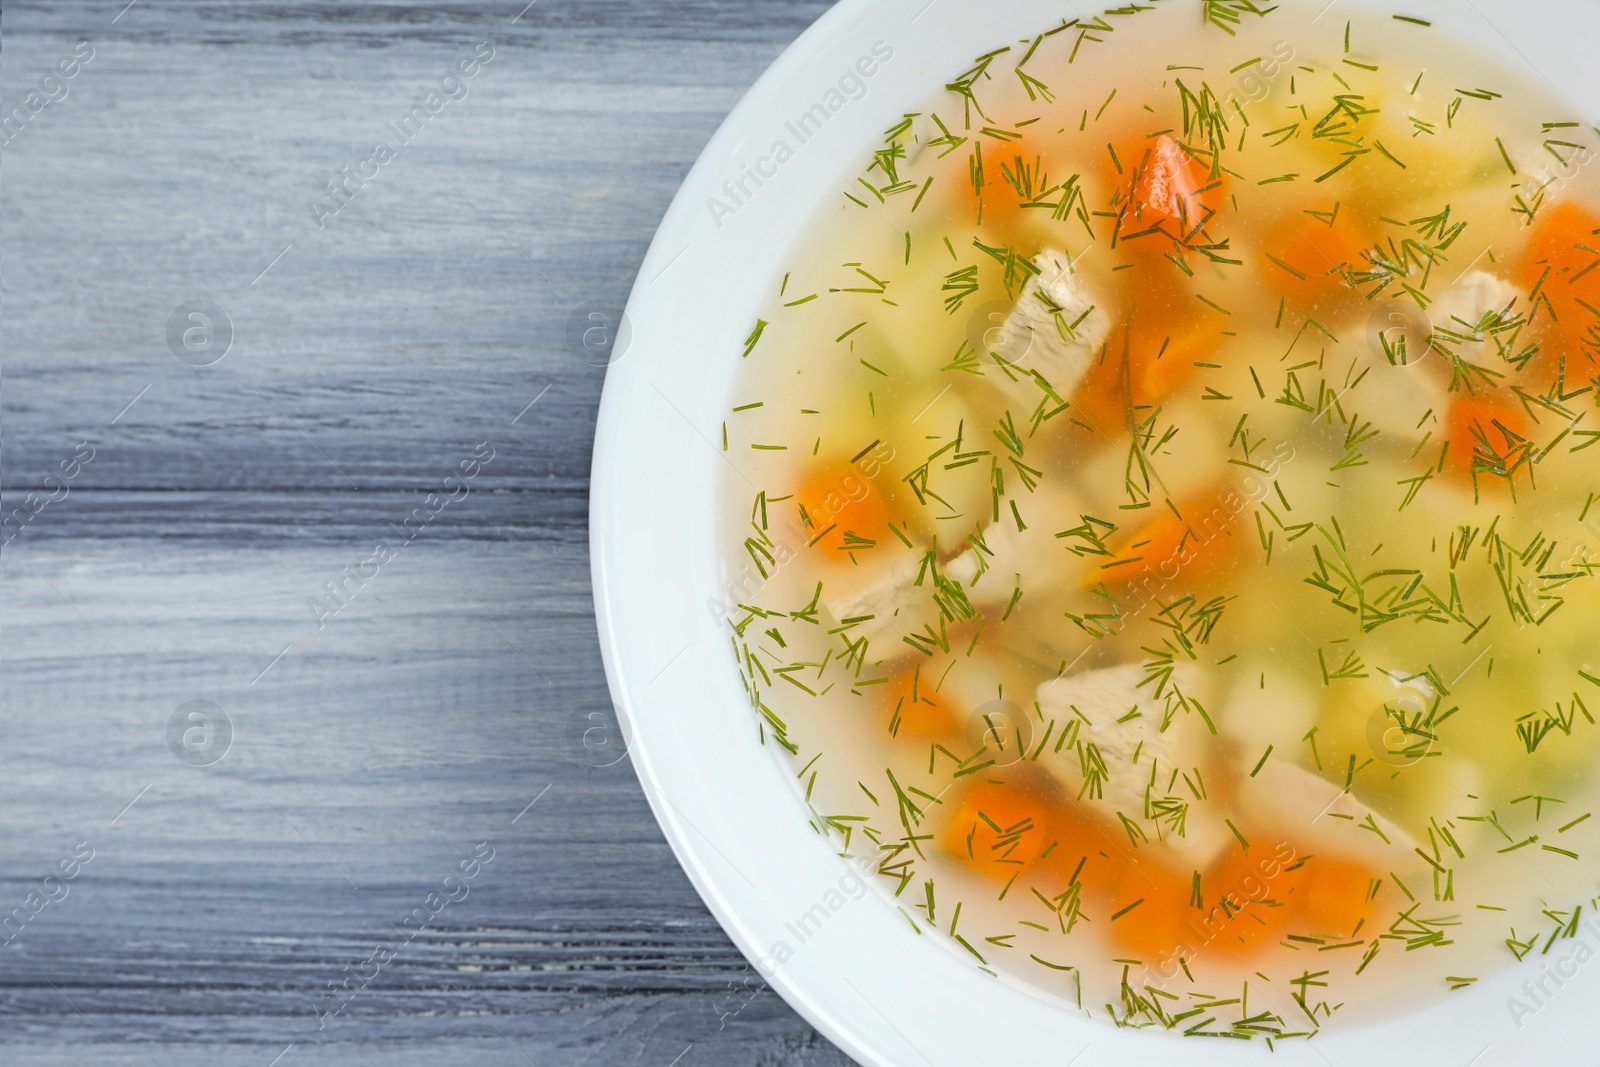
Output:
left=590, top=1, right=1600, bottom=1062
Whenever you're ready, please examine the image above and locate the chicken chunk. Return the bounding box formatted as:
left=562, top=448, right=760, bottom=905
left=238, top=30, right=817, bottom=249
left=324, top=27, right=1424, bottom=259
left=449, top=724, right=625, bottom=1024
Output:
left=1037, top=661, right=1427, bottom=879
left=1035, top=663, right=1233, bottom=868
left=1358, top=271, right=1519, bottom=445
left=986, top=249, right=1109, bottom=401
left=1430, top=270, right=1519, bottom=356
left=820, top=549, right=932, bottom=646
left=1234, top=758, right=1421, bottom=863
left=945, top=483, right=1089, bottom=604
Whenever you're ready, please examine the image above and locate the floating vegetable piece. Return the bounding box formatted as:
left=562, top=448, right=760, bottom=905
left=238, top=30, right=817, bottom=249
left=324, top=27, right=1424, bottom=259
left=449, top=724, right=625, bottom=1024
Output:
left=1520, top=200, right=1600, bottom=373
left=1128, top=134, right=1226, bottom=238
left=795, top=461, right=894, bottom=554
left=942, top=777, right=1062, bottom=879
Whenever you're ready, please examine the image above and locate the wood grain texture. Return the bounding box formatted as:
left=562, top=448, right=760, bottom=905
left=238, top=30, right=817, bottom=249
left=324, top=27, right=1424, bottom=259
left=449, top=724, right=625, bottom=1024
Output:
left=0, top=2, right=851, bottom=1064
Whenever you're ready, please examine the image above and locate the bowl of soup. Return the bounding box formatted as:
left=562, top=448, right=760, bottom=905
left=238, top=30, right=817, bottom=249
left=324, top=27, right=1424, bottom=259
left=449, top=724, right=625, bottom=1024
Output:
left=591, top=1, right=1600, bottom=1062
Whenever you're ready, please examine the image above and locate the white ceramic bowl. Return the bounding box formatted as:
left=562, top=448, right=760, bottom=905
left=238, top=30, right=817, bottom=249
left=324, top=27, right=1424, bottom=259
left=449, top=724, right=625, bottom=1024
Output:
left=591, top=1, right=1600, bottom=1062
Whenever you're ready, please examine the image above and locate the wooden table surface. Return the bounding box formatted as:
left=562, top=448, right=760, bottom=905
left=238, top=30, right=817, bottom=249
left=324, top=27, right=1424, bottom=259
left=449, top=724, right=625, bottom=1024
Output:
left=0, top=2, right=854, bottom=1063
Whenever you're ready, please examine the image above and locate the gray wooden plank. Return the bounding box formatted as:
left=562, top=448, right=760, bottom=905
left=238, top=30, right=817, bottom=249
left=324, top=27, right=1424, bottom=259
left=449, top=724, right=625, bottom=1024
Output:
left=1, top=1, right=854, bottom=1064
left=0, top=535, right=846, bottom=1064
left=2, top=0, right=823, bottom=492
